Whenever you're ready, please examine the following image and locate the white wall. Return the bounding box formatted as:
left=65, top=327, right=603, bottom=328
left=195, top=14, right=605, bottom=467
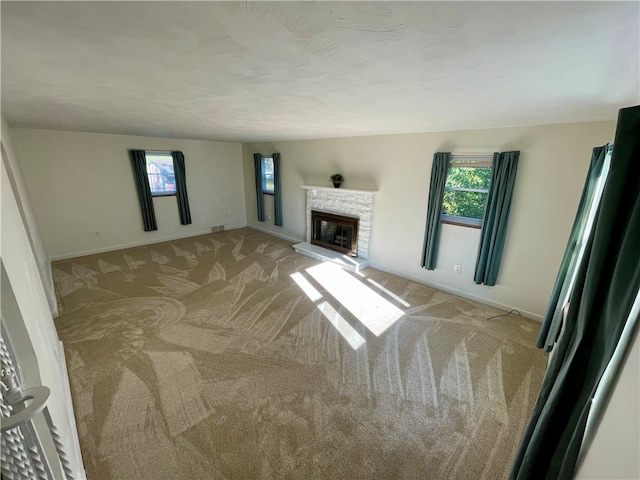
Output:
left=11, top=129, right=246, bottom=259
left=1, top=118, right=58, bottom=316
left=242, top=121, right=616, bottom=319
left=1, top=125, right=86, bottom=477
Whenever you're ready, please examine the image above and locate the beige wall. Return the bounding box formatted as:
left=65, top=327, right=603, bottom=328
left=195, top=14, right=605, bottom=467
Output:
left=242, top=121, right=616, bottom=319
left=11, top=128, right=246, bottom=259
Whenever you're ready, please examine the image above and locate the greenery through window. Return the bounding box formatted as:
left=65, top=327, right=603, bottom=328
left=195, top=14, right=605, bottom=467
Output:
left=146, top=153, right=176, bottom=196
left=441, top=165, right=491, bottom=227
left=262, top=156, right=274, bottom=194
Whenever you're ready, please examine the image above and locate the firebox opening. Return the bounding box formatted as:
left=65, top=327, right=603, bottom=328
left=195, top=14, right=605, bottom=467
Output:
left=311, top=211, right=359, bottom=257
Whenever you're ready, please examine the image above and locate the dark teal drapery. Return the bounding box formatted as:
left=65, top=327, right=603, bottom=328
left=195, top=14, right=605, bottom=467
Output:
left=420, top=152, right=451, bottom=270
left=273, top=153, right=283, bottom=227
left=129, top=149, right=157, bottom=231
left=253, top=153, right=265, bottom=222
left=171, top=151, right=192, bottom=225
left=510, top=105, right=640, bottom=479
left=537, top=145, right=610, bottom=351
left=474, top=151, right=519, bottom=286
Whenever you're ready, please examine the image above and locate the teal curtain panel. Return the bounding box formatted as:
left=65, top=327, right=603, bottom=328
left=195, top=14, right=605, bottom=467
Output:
left=129, top=149, right=157, bottom=231
left=537, top=145, right=610, bottom=351
left=273, top=153, right=283, bottom=227
left=510, top=105, right=640, bottom=479
left=420, top=152, right=451, bottom=270
left=253, top=153, right=265, bottom=222
left=171, top=151, right=192, bottom=225
left=473, top=151, right=519, bottom=286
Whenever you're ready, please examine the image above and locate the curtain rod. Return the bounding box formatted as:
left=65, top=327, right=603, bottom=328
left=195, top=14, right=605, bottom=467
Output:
left=450, top=153, right=494, bottom=158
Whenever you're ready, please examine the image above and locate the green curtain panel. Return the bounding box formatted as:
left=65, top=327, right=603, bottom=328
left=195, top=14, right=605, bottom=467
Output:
left=171, top=151, right=192, bottom=225
left=129, top=149, right=157, bottom=232
left=474, top=151, right=519, bottom=286
left=510, top=105, right=640, bottom=479
left=273, top=153, right=283, bottom=227
left=253, top=153, right=265, bottom=222
left=420, top=152, right=451, bottom=270
left=537, top=146, right=610, bottom=352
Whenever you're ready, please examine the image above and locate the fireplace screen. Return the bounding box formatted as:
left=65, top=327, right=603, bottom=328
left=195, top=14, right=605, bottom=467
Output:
left=311, top=211, right=359, bottom=257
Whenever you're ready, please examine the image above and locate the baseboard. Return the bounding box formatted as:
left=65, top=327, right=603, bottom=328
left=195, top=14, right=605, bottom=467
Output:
left=368, top=262, right=544, bottom=322
left=49, top=225, right=249, bottom=261
left=247, top=224, right=304, bottom=244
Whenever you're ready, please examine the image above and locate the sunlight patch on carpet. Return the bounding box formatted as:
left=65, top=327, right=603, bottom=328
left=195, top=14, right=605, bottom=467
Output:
left=306, top=262, right=405, bottom=336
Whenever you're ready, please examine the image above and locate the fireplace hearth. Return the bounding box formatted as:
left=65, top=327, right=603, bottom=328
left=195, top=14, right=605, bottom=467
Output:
left=311, top=210, right=359, bottom=257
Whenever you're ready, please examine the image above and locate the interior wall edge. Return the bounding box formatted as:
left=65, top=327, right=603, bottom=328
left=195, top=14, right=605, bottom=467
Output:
left=1, top=119, right=58, bottom=317
left=247, top=224, right=304, bottom=244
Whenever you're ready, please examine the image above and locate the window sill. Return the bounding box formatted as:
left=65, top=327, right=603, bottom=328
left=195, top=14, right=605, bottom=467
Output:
left=441, top=218, right=482, bottom=229
left=263, top=192, right=275, bottom=196
left=152, top=193, right=176, bottom=198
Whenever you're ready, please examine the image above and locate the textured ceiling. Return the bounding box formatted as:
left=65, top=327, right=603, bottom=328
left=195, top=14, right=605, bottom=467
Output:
left=2, top=1, right=638, bottom=142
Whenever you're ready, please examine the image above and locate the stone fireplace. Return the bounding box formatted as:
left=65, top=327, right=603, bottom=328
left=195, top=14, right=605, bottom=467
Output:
left=293, top=185, right=377, bottom=271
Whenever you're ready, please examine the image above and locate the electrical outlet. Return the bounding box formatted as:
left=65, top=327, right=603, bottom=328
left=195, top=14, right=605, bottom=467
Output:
left=267, top=215, right=272, bottom=221
left=454, top=264, right=462, bottom=274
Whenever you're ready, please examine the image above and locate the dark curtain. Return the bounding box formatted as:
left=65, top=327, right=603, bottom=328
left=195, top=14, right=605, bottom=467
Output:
left=253, top=153, right=265, bottom=222
left=171, top=151, right=192, bottom=225
left=420, top=152, right=451, bottom=270
left=129, top=149, right=157, bottom=231
left=537, top=146, right=610, bottom=351
left=273, top=153, right=283, bottom=227
left=510, top=105, right=640, bottom=479
left=474, top=151, right=519, bottom=286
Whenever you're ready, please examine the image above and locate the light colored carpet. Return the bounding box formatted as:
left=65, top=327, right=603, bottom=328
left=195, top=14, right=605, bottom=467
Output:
left=53, top=228, right=545, bottom=480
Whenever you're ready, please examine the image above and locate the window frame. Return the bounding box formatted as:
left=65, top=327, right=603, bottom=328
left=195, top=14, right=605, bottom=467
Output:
left=440, top=158, right=492, bottom=229
left=261, top=156, right=275, bottom=195
left=145, top=151, right=176, bottom=197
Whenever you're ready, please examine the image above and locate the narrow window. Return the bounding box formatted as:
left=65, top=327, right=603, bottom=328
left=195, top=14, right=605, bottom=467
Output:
left=145, top=152, right=176, bottom=196
left=262, top=156, right=275, bottom=195
left=441, top=163, right=492, bottom=228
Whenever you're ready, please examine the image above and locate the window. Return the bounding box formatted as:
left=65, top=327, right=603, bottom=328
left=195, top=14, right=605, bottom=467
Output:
left=441, top=161, right=492, bottom=228
left=146, top=152, right=176, bottom=196
left=262, top=156, right=274, bottom=194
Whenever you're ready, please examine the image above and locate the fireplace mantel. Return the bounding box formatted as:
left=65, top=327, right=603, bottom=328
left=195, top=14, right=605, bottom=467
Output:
left=300, top=185, right=378, bottom=195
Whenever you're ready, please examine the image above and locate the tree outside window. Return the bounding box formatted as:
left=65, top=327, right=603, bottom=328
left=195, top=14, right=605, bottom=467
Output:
left=441, top=166, right=491, bottom=227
